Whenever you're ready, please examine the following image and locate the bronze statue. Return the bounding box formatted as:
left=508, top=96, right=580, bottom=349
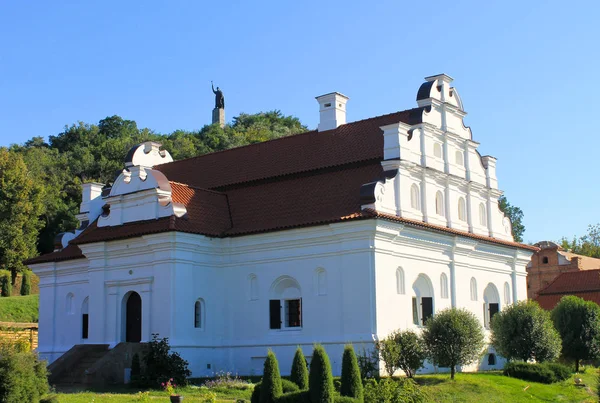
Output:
left=211, top=81, right=225, bottom=109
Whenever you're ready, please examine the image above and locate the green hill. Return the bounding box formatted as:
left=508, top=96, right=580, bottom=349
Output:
left=0, top=294, right=39, bottom=323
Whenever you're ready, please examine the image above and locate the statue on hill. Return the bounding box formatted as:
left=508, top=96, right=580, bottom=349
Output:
left=212, top=81, right=225, bottom=109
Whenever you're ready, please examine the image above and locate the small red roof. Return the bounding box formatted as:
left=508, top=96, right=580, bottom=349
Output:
left=535, top=269, right=600, bottom=310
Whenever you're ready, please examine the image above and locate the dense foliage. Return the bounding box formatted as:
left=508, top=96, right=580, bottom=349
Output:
left=0, top=150, right=43, bottom=283
left=309, top=345, right=335, bottom=403
left=503, top=362, right=571, bottom=384
left=551, top=295, right=600, bottom=371
left=138, top=334, right=190, bottom=388
left=0, top=270, right=10, bottom=297
left=20, top=271, right=31, bottom=296
left=260, top=350, right=283, bottom=403
left=340, top=345, right=363, bottom=402
left=2, top=111, right=306, bottom=272
left=290, top=347, right=309, bottom=390
left=560, top=223, right=600, bottom=258
left=491, top=300, right=561, bottom=363
left=0, top=340, right=49, bottom=402
left=376, top=330, right=425, bottom=378
left=498, top=195, right=525, bottom=242
left=363, top=378, right=429, bottom=403
left=422, top=308, right=485, bottom=380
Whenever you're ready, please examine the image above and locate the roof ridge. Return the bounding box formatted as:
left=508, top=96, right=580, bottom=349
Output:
left=156, top=108, right=418, bottom=168
left=538, top=269, right=600, bottom=295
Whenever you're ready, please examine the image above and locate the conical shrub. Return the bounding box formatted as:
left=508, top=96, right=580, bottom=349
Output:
left=20, top=271, right=31, bottom=296
left=0, top=271, right=11, bottom=297
left=260, top=350, right=283, bottom=403
left=290, top=347, right=309, bottom=390
left=340, top=344, right=363, bottom=402
left=309, top=344, right=334, bottom=403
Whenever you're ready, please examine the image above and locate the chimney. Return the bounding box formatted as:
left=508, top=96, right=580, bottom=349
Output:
left=80, top=183, right=104, bottom=214
left=316, top=92, right=349, bottom=132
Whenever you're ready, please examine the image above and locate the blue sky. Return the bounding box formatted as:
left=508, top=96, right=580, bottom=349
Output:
left=0, top=0, right=598, bottom=243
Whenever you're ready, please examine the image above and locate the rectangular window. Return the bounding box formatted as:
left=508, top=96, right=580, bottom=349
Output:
left=421, top=297, right=433, bottom=325
left=269, top=300, right=281, bottom=329
left=412, top=297, right=419, bottom=325
left=489, top=303, right=499, bottom=326
left=82, top=314, right=89, bottom=339
left=286, top=299, right=302, bottom=328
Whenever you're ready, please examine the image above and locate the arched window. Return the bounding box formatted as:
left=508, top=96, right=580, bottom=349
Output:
left=458, top=197, right=466, bottom=222
left=194, top=299, right=204, bottom=329
left=270, top=276, right=302, bottom=329
left=396, top=267, right=405, bottom=295
left=479, top=203, right=487, bottom=227
left=81, top=297, right=89, bottom=340
left=470, top=277, right=478, bottom=301
left=435, top=191, right=444, bottom=217
left=542, top=256, right=549, bottom=264
left=488, top=353, right=496, bottom=366
left=504, top=282, right=511, bottom=305
left=249, top=274, right=258, bottom=301
left=433, top=143, right=442, bottom=158
left=410, top=184, right=421, bottom=211
left=315, top=268, right=327, bottom=296
left=483, top=283, right=500, bottom=329
left=412, top=274, right=434, bottom=326
left=455, top=150, right=464, bottom=166
left=440, top=273, right=449, bottom=299
left=66, top=293, right=74, bottom=315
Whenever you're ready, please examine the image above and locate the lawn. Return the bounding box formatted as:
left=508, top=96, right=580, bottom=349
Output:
left=0, top=294, right=39, bottom=323
left=53, top=371, right=598, bottom=402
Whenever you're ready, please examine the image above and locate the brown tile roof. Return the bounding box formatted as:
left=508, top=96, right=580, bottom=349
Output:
left=27, top=107, right=535, bottom=265
left=23, top=244, right=85, bottom=265
left=535, top=269, right=600, bottom=310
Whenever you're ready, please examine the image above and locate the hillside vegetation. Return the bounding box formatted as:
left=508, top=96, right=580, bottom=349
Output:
left=0, top=295, right=39, bottom=323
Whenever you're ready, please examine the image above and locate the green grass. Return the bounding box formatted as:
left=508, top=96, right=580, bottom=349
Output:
left=52, top=371, right=598, bottom=403
left=0, top=294, right=39, bottom=323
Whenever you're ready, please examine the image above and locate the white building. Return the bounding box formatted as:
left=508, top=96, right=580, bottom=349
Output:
left=27, top=74, right=536, bottom=377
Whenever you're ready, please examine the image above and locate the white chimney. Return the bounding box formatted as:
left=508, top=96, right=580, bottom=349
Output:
left=316, top=92, right=349, bottom=132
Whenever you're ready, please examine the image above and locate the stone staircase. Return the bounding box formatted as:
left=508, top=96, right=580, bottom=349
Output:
left=49, top=342, right=149, bottom=389
left=48, top=344, right=109, bottom=386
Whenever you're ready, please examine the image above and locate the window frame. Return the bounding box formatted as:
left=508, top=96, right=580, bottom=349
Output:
left=194, top=299, right=205, bottom=330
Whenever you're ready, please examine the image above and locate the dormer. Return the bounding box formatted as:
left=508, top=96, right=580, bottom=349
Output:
left=98, top=142, right=186, bottom=227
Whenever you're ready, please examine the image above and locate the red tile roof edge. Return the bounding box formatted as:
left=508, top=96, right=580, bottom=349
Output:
left=23, top=244, right=85, bottom=265
left=537, top=268, right=600, bottom=295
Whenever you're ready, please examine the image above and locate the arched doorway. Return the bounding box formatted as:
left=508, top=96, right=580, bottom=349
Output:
left=483, top=283, right=500, bottom=329
left=125, top=292, right=142, bottom=342
left=81, top=297, right=89, bottom=340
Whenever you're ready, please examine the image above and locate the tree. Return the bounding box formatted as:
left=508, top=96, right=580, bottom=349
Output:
left=20, top=271, right=31, bottom=296
left=498, top=195, right=525, bottom=242
left=422, top=308, right=485, bottom=380
left=0, top=271, right=10, bottom=297
left=375, top=336, right=400, bottom=376
left=560, top=224, right=600, bottom=258
left=0, top=149, right=43, bottom=284
left=260, top=350, right=283, bottom=403
left=392, top=330, right=426, bottom=378
left=551, top=295, right=600, bottom=371
left=491, top=300, right=561, bottom=363
left=290, top=347, right=308, bottom=390
left=309, top=345, right=334, bottom=403
left=340, top=345, right=363, bottom=402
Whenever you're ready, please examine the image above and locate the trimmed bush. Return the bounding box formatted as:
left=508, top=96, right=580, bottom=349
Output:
left=260, top=350, right=283, bottom=403
left=544, top=362, right=572, bottom=381
left=334, top=397, right=359, bottom=403
left=0, top=271, right=11, bottom=297
left=139, top=334, right=190, bottom=388
left=275, top=390, right=311, bottom=403
left=363, top=378, right=429, bottom=403
left=340, top=345, right=363, bottom=402
left=282, top=379, right=300, bottom=393
left=309, top=345, right=335, bottom=403
left=503, top=362, right=556, bottom=384
left=251, top=382, right=261, bottom=403
left=290, top=347, right=309, bottom=390
left=20, top=271, right=31, bottom=296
